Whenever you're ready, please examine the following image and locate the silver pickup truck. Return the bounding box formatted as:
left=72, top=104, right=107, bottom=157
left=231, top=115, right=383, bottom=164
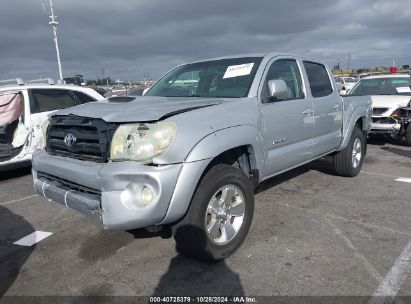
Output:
left=32, top=53, right=372, bottom=261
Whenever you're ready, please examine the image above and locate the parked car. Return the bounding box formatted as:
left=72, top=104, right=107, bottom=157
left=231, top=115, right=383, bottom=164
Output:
left=124, top=87, right=145, bottom=96
left=104, top=86, right=126, bottom=97
left=32, top=53, right=371, bottom=261
left=92, top=86, right=108, bottom=97
left=0, top=78, right=104, bottom=170
left=335, top=76, right=358, bottom=93
left=348, top=74, right=411, bottom=144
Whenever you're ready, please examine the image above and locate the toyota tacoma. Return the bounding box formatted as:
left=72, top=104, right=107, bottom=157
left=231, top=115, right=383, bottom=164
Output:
left=32, top=53, right=372, bottom=261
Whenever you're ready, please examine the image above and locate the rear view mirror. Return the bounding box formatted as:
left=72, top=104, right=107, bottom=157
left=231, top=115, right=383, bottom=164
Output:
left=267, top=80, right=288, bottom=100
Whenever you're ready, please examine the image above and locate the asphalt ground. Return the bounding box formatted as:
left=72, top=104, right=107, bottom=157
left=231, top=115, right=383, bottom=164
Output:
left=0, top=138, right=410, bottom=302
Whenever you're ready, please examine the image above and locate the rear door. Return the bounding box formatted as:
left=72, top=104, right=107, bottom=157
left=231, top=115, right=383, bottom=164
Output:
left=259, top=58, right=314, bottom=178
left=303, top=61, right=342, bottom=157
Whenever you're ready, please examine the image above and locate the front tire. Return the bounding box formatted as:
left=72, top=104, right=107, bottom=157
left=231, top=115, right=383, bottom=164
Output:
left=172, top=164, right=254, bottom=262
left=333, top=126, right=365, bottom=177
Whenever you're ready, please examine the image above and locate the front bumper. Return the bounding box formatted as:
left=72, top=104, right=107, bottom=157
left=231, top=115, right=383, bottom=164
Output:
left=370, top=117, right=400, bottom=134
left=32, top=150, right=185, bottom=230
left=370, top=123, right=400, bottom=134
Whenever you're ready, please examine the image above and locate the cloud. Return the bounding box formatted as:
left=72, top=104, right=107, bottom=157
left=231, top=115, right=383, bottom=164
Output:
left=0, top=0, right=410, bottom=81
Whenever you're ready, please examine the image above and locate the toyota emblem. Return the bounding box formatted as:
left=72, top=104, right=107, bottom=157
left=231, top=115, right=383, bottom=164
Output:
left=64, top=133, right=77, bottom=147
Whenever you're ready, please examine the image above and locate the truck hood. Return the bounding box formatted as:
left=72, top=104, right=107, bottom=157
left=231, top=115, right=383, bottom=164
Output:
left=371, top=95, right=411, bottom=109
left=51, top=96, right=226, bottom=122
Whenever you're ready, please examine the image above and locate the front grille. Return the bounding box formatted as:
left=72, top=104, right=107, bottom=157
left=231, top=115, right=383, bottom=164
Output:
left=46, top=116, right=118, bottom=163
left=373, top=107, right=389, bottom=116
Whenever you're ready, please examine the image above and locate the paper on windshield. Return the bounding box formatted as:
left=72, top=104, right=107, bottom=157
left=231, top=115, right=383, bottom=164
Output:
left=223, top=63, right=254, bottom=79
left=396, top=87, right=411, bottom=93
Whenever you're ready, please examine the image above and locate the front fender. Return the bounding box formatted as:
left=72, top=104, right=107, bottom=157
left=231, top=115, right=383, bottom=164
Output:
left=158, top=125, right=264, bottom=225
left=185, top=124, right=264, bottom=166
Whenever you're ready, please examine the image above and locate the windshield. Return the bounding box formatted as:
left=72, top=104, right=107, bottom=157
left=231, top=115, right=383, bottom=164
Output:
left=146, top=57, right=263, bottom=98
left=349, top=77, right=411, bottom=96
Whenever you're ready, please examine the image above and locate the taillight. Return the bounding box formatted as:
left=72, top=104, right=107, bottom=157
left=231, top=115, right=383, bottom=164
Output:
left=391, top=108, right=400, bottom=117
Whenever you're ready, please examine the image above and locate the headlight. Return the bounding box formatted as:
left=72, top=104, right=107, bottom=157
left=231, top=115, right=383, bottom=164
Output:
left=41, top=118, right=51, bottom=146
left=110, top=122, right=176, bottom=162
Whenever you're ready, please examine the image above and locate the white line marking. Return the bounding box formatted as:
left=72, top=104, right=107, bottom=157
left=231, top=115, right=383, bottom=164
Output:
left=361, top=171, right=399, bottom=179
left=368, top=240, right=411, bottom=304
left=13, top=231, right=53, bottom=247
left=396, top=178, right=411, bottom=184
left=326, top=218, right=382, bottom=281
left=0, top=194, right=38, bottom=206
left=362, top=171, right=411, bottom=184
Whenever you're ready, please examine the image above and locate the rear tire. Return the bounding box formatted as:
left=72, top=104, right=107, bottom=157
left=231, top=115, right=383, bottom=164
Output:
left=172, top=164, right=254, bottom=262
left=333, top=127, right=365, bottom=177
left=405, top=124, right=411, bottom=147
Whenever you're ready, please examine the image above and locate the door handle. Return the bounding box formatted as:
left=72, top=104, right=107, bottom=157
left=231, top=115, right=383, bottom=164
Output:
left=302, top=109, right=313, bottom=117
left=332, top=104, right=339, bottom=109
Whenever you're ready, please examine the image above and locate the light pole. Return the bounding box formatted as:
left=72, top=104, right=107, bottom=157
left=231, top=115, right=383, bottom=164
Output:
left=43, top=0, right=63, bottom=83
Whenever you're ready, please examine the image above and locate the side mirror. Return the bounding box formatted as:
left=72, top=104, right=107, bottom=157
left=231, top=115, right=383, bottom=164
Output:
left=142, top=88, right=149, bottom=96
left=339, top=90, right=347, bottom=95
left=267, top=79, right=288, bottom=101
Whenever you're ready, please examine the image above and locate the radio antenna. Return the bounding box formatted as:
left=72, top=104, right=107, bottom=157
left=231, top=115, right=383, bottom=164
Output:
left=43, top=0, right=63, bottom=83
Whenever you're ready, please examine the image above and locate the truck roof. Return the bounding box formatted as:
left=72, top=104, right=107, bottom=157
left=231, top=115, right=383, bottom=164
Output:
left=0, top=83, right=95, bottom=92
left=185, top=52, right=324, bottom=65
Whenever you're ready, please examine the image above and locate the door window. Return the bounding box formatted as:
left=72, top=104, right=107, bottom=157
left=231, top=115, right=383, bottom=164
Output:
left=261, top=59, right=304, bottom=101
left=73, top=91, right=97, bottom=104
left=303, top=61, right=333, bottom=98
left=30, top=89, right=77, bottom=113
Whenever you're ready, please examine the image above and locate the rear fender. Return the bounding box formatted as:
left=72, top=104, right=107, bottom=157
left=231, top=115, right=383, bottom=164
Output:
left=338, top=105, right=371, bottom=151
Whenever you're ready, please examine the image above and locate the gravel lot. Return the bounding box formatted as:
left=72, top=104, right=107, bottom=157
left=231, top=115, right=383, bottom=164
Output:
left=0, top=139, right=410, bottom=300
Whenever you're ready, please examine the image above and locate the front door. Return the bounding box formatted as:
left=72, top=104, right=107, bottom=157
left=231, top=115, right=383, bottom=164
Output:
left=259, top=58, right=314, bottom=179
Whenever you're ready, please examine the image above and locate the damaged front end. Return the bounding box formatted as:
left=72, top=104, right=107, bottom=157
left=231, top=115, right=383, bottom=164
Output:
left=0, top=91, right=29, bottom=162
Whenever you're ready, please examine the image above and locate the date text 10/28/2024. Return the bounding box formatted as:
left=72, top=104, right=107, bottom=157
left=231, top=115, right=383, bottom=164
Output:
left=149, top=296, right=257, bottom=303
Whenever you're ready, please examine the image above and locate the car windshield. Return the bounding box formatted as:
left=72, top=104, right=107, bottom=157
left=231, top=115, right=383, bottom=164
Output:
left=145, top=57, right=263, bottom=98
left=349, top=77, right=411, bottom=96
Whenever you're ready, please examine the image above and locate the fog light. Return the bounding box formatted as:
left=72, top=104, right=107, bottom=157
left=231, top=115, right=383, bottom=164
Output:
left=121, top=183, right=154, bottom=209
left=141, top=186, right=153, bottom=206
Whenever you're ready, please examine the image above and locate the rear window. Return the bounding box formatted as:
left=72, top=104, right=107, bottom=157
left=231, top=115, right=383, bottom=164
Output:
left=30, top=89, right=77, bottom=114
left=303, top=62, right=333, bottom=98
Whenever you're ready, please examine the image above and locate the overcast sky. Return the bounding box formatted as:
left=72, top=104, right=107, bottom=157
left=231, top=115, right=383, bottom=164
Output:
left=1, top=0, right=410, bottom=81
